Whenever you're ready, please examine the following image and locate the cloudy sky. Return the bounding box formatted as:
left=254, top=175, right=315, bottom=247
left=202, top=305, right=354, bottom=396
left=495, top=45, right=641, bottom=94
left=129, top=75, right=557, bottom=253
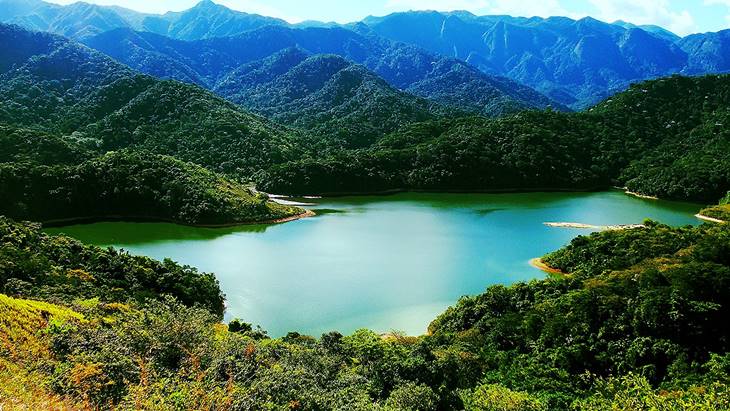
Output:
left=46, top=0, right=730, bottom=36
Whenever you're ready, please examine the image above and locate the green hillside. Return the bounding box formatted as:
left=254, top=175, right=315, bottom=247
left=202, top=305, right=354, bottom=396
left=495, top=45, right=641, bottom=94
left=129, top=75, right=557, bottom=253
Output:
left=218, top=51, right=445, bottom=150
left=259, top=75, right=730, bottom=203
left=0, top=25, right=303, bottom=225
left=0, top=148, right=301, bottom=226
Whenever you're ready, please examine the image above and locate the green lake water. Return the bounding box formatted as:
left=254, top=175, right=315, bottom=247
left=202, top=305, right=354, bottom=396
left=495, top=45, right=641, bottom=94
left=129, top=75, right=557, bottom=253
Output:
left=45, top=191, right=702, bottom=337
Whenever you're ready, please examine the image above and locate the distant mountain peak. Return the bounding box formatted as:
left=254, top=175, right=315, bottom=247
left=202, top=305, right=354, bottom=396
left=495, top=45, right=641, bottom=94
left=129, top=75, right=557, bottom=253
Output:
left=191, top=0, right=223, bottom=12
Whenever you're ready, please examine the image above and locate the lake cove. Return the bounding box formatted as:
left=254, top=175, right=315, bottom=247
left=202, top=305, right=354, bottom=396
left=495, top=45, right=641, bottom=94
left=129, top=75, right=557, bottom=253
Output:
left=46, top=191, right=702, bottom=337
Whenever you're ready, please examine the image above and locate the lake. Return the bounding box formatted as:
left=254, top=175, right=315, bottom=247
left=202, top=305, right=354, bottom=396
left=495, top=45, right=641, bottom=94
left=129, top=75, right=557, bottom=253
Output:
left=45, top=191, right=702, bottom=337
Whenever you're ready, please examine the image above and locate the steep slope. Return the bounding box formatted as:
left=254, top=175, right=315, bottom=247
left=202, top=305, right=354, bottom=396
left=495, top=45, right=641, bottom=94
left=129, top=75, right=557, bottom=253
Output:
left=0, top=24, right=138, bottom=131
left=363, top=12, right=694, bottom=108
left=4, top=1, right=730, bottom=111
left=0, top=294, right=87, bottom=410
left=141, top=0, right=287, bottom=40
left=406, top=58, right=562, bottom=116
left=679, top=30, right=730, bottom=74
left=83, top=25, right=563, bottom=117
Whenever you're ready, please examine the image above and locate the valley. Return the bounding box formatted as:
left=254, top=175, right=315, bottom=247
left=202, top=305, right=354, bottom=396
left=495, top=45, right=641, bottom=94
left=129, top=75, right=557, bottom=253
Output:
left=46, top=191, right=702, bottom=337
left=0, top=1, right=729, bottom=409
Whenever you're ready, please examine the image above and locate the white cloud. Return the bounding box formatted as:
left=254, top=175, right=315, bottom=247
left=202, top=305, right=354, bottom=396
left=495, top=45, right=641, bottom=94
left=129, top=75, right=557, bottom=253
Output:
left=705, top=0, right=730, bottom=27
left=485, top=0, right=576, bottom=18
left=383, top=0, right=489, bottom=12
left=383, top=0, right=574, bottom=18
left=218, top=0, right=304, bottom=22
left=589, top=0, right=697, bottom=35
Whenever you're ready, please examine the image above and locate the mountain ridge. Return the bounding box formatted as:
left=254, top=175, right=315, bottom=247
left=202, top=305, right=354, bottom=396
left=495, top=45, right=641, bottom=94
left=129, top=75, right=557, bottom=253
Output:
left=6, top=0, right=730, bottom=109
left=82, top=24, right=565, bottom=117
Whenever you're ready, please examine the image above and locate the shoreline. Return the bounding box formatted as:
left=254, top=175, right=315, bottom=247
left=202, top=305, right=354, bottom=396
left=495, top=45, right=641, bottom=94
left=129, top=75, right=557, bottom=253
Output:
left=544, top=222, right=646, bottom=230
left=530, top=258, right=568, bottom=276
left=270, top=185, right=612, bottom=199
left=624, top=190, right=659, bottom=200
left=40, top=209, right=316, bottom=229
left=695, top=213, right=727, bottom=224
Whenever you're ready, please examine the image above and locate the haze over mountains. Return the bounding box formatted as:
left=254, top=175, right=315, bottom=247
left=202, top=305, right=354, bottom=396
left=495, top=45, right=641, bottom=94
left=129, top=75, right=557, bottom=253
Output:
left=82, top=24, right=562, bottom=118
left=361, top=11, right=728, bottom=107
left=2, top=0, right=729, bottom=109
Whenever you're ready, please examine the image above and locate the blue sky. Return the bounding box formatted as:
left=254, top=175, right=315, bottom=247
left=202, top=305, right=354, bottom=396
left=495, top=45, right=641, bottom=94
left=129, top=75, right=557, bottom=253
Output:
left=47, top=0, right=730, bottom=35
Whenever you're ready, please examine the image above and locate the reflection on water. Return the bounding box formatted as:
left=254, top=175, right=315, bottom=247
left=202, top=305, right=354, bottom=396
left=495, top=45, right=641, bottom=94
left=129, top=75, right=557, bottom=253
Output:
left=47, top=221, right=273, bottom=245
left=46, top=191, right=702, bottom=337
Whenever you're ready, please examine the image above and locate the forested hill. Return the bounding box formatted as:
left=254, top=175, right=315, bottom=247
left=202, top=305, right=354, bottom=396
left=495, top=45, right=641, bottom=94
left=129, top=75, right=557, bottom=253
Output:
left=0, top=144, right=302, bottom=226
left=0, top=23, right=300, bottom=178
left=0, top=24, right=728, bottom=206
left=0, top=24, right=304, bottom=225
left=216, top=50, right=446, bottom=149
left=0, top=0, right=287, bottom=40
left=82, top=25, right=564, bottom=117
left=258, top=74, right=730, bottom=203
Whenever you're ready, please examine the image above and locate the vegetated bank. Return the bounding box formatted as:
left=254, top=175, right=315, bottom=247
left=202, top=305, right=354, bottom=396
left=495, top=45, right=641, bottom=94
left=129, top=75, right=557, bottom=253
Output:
left=698, top=191, right=730, bottom=223
left=1, top=215, right=729, bottom=410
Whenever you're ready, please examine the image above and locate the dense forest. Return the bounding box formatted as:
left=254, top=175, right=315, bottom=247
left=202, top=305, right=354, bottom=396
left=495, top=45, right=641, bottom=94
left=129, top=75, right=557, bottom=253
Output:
left=216, top=50, right=448, bottom=150
left=0, top=148, right=302, bottom=226
left=0, top=25, right=306, bottom=225
left=258, top=74, right=730, bottom=203
left=1, top=217, right=729, bottom=409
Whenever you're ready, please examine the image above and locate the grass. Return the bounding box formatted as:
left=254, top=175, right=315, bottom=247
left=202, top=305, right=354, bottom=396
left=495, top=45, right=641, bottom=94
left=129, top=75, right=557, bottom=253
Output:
left=0, top=294, right=87, bottom=409
left=0, top=293, right=83, bottom=360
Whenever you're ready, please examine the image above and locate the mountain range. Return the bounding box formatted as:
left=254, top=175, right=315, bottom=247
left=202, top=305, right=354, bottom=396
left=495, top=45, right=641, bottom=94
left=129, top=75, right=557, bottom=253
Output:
left=362, top=11, right=730, bottom=107
left=2, top=0, right=729, bottom=109
left=81, top=25, right=561, bottom=118
left=0, top=0, right=286, bottom=40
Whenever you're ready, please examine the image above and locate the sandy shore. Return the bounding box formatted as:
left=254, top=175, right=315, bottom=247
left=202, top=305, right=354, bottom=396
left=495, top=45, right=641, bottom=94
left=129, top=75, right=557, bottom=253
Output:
left=530, top=258, right=568, bottom=276
left=544, top=222, right=645, bottom=230
left=624, top=190, right=659, bottom=200
left=267, top=209, right=317, bottom=225
left=695, top=213, right=727, bottom=224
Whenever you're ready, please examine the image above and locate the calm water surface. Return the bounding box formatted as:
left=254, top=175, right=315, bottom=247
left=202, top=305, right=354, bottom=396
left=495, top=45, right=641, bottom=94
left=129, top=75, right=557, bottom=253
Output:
left=45, top=191, right=702, bottom=337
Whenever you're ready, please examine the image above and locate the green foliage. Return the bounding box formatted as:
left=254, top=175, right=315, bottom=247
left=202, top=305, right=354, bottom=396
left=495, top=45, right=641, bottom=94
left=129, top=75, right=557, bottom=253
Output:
left=259, top=75, right=730, bottom=202
left=0, top=217, right=225, bottom=317
left=0, top=149, right=302, bottom=225
left=460, top=384, right=547, bottom=411
left=2, top=220, right=730, bottom=410
left=700, top=192, right=730, bottom=222
left=217, top=51, right=445, bottom=150
left=384, top=381, right=438, bottom=410
left=700, top=204, right=730, bottom=222
left=2, top=25, right=728, bottom=204
left=430, top=222, right=730, bottom=408
left=573, top=374, right=730, bottom=410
